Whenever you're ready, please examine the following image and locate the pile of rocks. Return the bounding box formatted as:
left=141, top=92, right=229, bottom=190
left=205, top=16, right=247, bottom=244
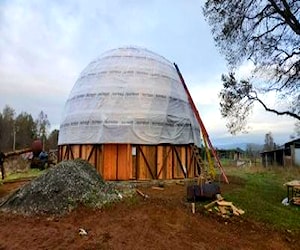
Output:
left=0, top=159, right=125, bottom=215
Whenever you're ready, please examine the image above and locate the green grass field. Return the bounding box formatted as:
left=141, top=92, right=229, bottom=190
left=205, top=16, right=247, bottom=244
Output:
left=222, top=165, right=300, bottom=230
left=1, top=168, right=44, bottom=183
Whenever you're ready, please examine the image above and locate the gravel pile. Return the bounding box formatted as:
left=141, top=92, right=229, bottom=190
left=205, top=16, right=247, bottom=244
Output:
left=0, top=159, right=125, bottom=215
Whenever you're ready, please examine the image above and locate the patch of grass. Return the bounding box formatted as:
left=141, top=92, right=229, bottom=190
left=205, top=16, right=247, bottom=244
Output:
left=223, top=166, right=300, bottom=230
left=124, top=194, right=140, bottom=206
left=3, top=169, right=45, bottom=182
left=220, top=158, right=235, bottom=167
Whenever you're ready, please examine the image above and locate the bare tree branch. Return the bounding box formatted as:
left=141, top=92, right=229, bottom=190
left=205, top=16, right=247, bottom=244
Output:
left=249, top=92, right=300, bottom=120
left=204, top=0, right=300, bottom=133
left=268, top=0, right=300, bottom=34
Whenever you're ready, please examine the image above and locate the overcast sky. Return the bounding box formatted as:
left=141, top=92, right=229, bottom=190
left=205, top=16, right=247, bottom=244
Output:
left=0, top=0, right=297, bottom=147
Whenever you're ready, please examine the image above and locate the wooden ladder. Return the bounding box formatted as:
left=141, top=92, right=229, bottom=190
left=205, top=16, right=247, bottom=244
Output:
left=190, top=144, right=208, bottom=184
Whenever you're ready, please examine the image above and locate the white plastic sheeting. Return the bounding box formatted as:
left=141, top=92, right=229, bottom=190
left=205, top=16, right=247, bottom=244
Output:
left=58, top=47, right=201, bottom=146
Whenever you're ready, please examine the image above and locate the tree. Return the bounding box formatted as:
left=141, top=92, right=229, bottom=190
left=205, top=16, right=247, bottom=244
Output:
left=263, top=132, right=276, bottom=151
left=35, top=111, right=50, bottom=150
left=203, top=0, right=300, bottom=134
left=46, top=129, right=59, bottom=150
left=0, top=105, right=15, bottom=151
left=15, top=112, right=37, bottom=149
left=0, top=106, right=56, bottom=152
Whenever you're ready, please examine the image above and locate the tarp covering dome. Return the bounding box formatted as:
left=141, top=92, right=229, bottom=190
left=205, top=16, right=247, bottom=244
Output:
left=58, top=46, right=201, bottom=146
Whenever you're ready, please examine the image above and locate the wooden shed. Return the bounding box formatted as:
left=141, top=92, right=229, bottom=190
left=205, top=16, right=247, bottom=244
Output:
left=58, top=47, right=202, bottom=180
left=261, top=138, right=300, bottom=167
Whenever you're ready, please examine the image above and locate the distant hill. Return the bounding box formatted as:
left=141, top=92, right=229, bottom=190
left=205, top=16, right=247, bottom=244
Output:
left=214, top=142, right=264, bottom=151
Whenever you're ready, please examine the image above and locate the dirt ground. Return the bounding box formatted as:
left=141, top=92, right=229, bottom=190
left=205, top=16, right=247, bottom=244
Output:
left=0, top=179, right=299, bottom=250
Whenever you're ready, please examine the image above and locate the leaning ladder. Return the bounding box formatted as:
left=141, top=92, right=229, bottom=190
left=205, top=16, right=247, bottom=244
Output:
left=174, top=63, right=229, bottom=184
left=190, top=144, right=208, bottom=184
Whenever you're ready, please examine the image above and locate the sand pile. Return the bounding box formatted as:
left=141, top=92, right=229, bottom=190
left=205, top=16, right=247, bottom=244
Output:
left=0, top=159, right=123, bottom=215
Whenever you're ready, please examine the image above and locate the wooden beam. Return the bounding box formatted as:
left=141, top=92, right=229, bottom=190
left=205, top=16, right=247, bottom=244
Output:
left=138, top=145, right=155, bottom=179
left=173, top=146, right=187, bottom=178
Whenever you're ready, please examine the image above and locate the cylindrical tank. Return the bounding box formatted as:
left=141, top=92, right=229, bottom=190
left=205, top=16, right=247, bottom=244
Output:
left=31, top=140, right=43, bottom=157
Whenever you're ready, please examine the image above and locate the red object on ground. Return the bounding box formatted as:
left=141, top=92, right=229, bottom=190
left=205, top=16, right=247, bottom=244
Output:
left=31, top=140, right=43, bottom=156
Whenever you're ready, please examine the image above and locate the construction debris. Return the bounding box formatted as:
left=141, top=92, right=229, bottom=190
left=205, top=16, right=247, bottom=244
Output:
left=136, top=189, right=149, bottom=199
left=204, top=196, right=245, bottom=217
left=79, top=228, right=88, bottom=236
left=151, top=186, right=164, bottom=191
left=292, top=197, right=300, bottom=206
left=191, top=203, right=195, bottom=214
left=204, top=200, right=218, bottom=210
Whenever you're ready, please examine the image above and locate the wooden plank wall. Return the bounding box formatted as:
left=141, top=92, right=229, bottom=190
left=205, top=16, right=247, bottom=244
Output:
left=58, top=144, right=197, bottom=180
left=117, top=144, right=133, bottom=180
left=102, top=144, right=117, bottom=180
left=137, top=145, right=157, bottom=180
left=166, top=145, right=173, bottom=179
left=156, top=146, right=165, bottom=179
left=186, top=146, right=193, bottom=178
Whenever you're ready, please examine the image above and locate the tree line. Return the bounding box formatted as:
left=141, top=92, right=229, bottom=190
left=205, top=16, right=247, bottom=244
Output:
left=0, top=105, right=58, bottom=152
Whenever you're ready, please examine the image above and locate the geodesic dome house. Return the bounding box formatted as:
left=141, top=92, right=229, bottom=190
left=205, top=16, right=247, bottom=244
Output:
left=58, top=46, right=202, bottom=180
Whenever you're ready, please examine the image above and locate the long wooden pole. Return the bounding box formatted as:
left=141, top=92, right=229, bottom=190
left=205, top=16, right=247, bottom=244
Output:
left=4, top=148, right=32, bottom=157
left=174, top=63, right=229, bottom=184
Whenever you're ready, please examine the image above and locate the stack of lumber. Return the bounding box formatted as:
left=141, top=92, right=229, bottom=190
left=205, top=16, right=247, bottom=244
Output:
left=292, top=197, right=300, bottom=205
left=204, top=196, right=245, bottom=217
left=293, top=186, right=300, bottom=205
